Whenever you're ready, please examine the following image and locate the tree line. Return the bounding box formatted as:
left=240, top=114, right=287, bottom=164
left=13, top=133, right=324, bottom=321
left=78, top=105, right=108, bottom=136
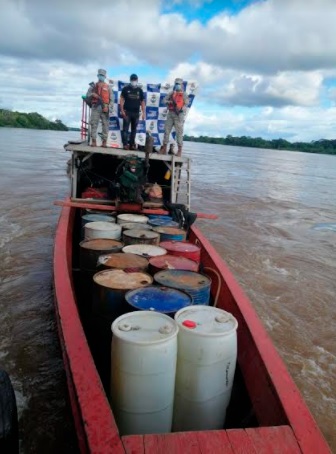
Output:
left=184, top=134, right=336, bottom=155
left=0, top=109, right=68, bottom=131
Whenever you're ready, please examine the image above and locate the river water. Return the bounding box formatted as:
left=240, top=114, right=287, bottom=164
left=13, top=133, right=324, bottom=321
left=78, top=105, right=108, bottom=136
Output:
left=0, top=128, right=335, bottom=452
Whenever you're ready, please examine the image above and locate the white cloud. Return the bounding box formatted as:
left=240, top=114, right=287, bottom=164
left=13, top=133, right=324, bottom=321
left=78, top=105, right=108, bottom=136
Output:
left=1, top=0, right=336, bottom=72
left=0, top=0, right=336, bottom=141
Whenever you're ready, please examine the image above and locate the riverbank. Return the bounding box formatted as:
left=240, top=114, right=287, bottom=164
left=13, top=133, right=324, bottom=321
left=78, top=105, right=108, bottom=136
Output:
left=184, top=135, right=336, bottom=155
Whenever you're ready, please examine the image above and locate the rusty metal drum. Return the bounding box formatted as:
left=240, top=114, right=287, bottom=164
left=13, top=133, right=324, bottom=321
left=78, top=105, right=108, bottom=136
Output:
left=122, top=229, right=160, bottom=246
left=159, top=241, right=201, bottom=264
left=153, top=270, right=211, bottom=306
left=153, top=227, right=187, bottom=242
left=79, top=238, right=124, bottom=272
left=97, top=252, right=149, bottom=272
left=148, top=254, right=199, bottom=275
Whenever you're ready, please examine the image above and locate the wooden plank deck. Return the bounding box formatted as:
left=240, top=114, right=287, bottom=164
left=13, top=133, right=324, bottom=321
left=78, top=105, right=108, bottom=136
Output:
left=122, top=426, right=301, bottom=453
left=64, top=142, right=188, bottom=163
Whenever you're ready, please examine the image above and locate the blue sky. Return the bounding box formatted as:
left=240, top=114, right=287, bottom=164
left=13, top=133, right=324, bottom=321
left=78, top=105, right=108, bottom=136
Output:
left=0, top=0, right=336, bottom=142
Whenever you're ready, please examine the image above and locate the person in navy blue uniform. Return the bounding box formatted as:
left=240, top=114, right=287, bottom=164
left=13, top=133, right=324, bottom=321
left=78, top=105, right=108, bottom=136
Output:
left=120, top=74, right=146, bottom=150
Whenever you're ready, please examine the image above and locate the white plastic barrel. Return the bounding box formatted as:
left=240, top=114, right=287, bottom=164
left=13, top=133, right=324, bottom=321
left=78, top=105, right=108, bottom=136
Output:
left=111, top=311, right=178, bottom=435
left=84, top=221, right=122, bottom=240
left=173, top=305, right=238, bottom=431
left=117, top=213, right=149, bottom=225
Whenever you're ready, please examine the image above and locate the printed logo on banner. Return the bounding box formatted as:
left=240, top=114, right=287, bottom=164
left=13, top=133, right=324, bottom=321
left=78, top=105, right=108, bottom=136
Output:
left=146, top=107, right=158, bottom=120
left=136, top=133, right=146, bottom=145
left=159, top=93, right=167, bottom=107
left=147, top=83, right=161, bottom=92
left=158, top=133, right=164, bottom=146
left=162, top=82, right=171, bottom=91
left=146, top=93, right=159, bottom=107
left=151, top=133, right=160, bottom=146
left=118, top=81, right=128, bottom=91
left=157, top=120, right=166, bottom=134
left=108, top=130, right=122, bottom=148
left=159, top=108, right=168, bottom=120
left=188, top=94, right=195, bottom=108
left=109, top=116, right=120, bottom=130
left=189, top=82, right=197, bottom=93
left=136, top=120, right=146, bottom=133
left=148, top=120, right=156, bottom=132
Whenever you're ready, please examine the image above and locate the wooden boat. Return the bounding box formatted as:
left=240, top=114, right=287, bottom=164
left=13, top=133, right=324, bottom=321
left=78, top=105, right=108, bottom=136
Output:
left=53, top=138, right=331, bottom=453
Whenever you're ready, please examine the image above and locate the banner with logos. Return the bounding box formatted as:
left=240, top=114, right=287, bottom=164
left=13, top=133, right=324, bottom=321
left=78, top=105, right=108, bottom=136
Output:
left=106, top=80, right=198, bottom=148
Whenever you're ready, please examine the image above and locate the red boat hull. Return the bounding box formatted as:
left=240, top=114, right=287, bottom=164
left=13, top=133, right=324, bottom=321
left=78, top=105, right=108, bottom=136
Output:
left=53, top=205, right=330, bottom=453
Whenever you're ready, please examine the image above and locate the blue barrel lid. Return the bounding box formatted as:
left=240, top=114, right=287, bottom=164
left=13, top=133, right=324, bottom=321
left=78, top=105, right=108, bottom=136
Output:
left=148, top=218, right=179, bottom=227
left=147, top=215, right=173, bottom=220
left=125, top=286, right=192, bottom=313
left=154, top=270, right=211, bottom=290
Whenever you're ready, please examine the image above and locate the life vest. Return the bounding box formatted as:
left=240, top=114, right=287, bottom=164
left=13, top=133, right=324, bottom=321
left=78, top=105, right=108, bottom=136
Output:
left=92, top=82, right=110, bottom=106
left=168, top=92, right=185, bottom=111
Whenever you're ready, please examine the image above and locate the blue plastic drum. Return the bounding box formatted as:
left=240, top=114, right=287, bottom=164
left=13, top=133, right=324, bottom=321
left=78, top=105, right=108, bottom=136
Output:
left=125, top=285, right=192, bottom=316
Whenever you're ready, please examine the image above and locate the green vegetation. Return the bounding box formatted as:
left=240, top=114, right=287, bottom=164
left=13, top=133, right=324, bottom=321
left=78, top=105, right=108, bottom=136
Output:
left=0, top=109, right=68, bottom=131
left=184, top=135, right=336, bottom=155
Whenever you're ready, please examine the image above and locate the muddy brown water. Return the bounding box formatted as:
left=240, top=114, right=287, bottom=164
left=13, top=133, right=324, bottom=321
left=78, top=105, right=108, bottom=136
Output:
left=0, top=128, right=335, bottom=452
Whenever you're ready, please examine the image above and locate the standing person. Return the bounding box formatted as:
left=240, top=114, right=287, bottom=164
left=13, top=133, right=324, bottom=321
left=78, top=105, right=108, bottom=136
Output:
left=86, top=69, right=113, bottom=147
left=120, top=74, right=145, bottom=150
left=160, top=78, right=189, bottom=157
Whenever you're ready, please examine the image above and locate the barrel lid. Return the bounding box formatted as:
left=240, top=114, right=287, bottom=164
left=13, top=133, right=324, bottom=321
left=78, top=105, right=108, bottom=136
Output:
left=82, top=214, right=115, bottom=222
left=117, top=214, right=148, bottom=224
left=123, top=229, right=159, bottom=240
left=80, top=239, right=123, bottom=250
left=153, top=227, right=185, bottom=235
left=175, top=306, right=238, bottom=336
left=154, top=270, right=210, bottom=290
left=112, top=311, right=178, bottom=344
left=93, top=269, right=152, bottom=289
left=121, top=222, right=152, bottom=231
left=97, top=252, right=148, bottom=269
left=159, top=241, right=200, bottom=253
left=147, top=215, right=173, bottom=220
left=125, top=286, right=192, bottom=313
left=122, top=244, right=167, bottom=257
left=149, top=219, right=179, bottom=227
left=85, top=221, right=121, bottom=231
left=149, top=255, right=198, bottom=271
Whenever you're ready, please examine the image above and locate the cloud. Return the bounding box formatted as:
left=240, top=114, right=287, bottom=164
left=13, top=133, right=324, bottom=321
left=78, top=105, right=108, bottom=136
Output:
left=1, top=0, right=336, bottom=73
left=168, top=61, right=324, bottom=107
left=0, top=0, right=336, bottom=141
left=185, top=104, right=336, bottom=141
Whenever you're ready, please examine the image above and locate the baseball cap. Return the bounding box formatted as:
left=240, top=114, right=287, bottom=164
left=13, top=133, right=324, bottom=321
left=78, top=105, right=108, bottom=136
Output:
left=97, top=69, right=107, bottom=77
left=130, top=73, right=138, bottom=81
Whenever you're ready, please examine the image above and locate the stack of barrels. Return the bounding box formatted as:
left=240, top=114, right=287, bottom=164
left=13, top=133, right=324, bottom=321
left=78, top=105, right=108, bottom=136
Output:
left=77, top=210, right=238, bottom=438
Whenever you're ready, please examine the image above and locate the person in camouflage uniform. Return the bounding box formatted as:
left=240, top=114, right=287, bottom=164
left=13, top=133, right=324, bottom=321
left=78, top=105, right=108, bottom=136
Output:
left=86, top=69, right=113, bottom=147
left=160, top=78, right=189, bottom=157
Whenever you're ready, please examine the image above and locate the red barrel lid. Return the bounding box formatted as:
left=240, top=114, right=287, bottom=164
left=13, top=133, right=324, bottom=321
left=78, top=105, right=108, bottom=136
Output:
left=149, top=254, right=198, bottom=272
left=160, top=240, right=200, bottom=253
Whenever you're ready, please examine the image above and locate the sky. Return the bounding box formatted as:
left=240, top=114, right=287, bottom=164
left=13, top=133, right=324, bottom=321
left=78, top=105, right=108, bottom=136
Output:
left=1, top=0, right=336, bottom=142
